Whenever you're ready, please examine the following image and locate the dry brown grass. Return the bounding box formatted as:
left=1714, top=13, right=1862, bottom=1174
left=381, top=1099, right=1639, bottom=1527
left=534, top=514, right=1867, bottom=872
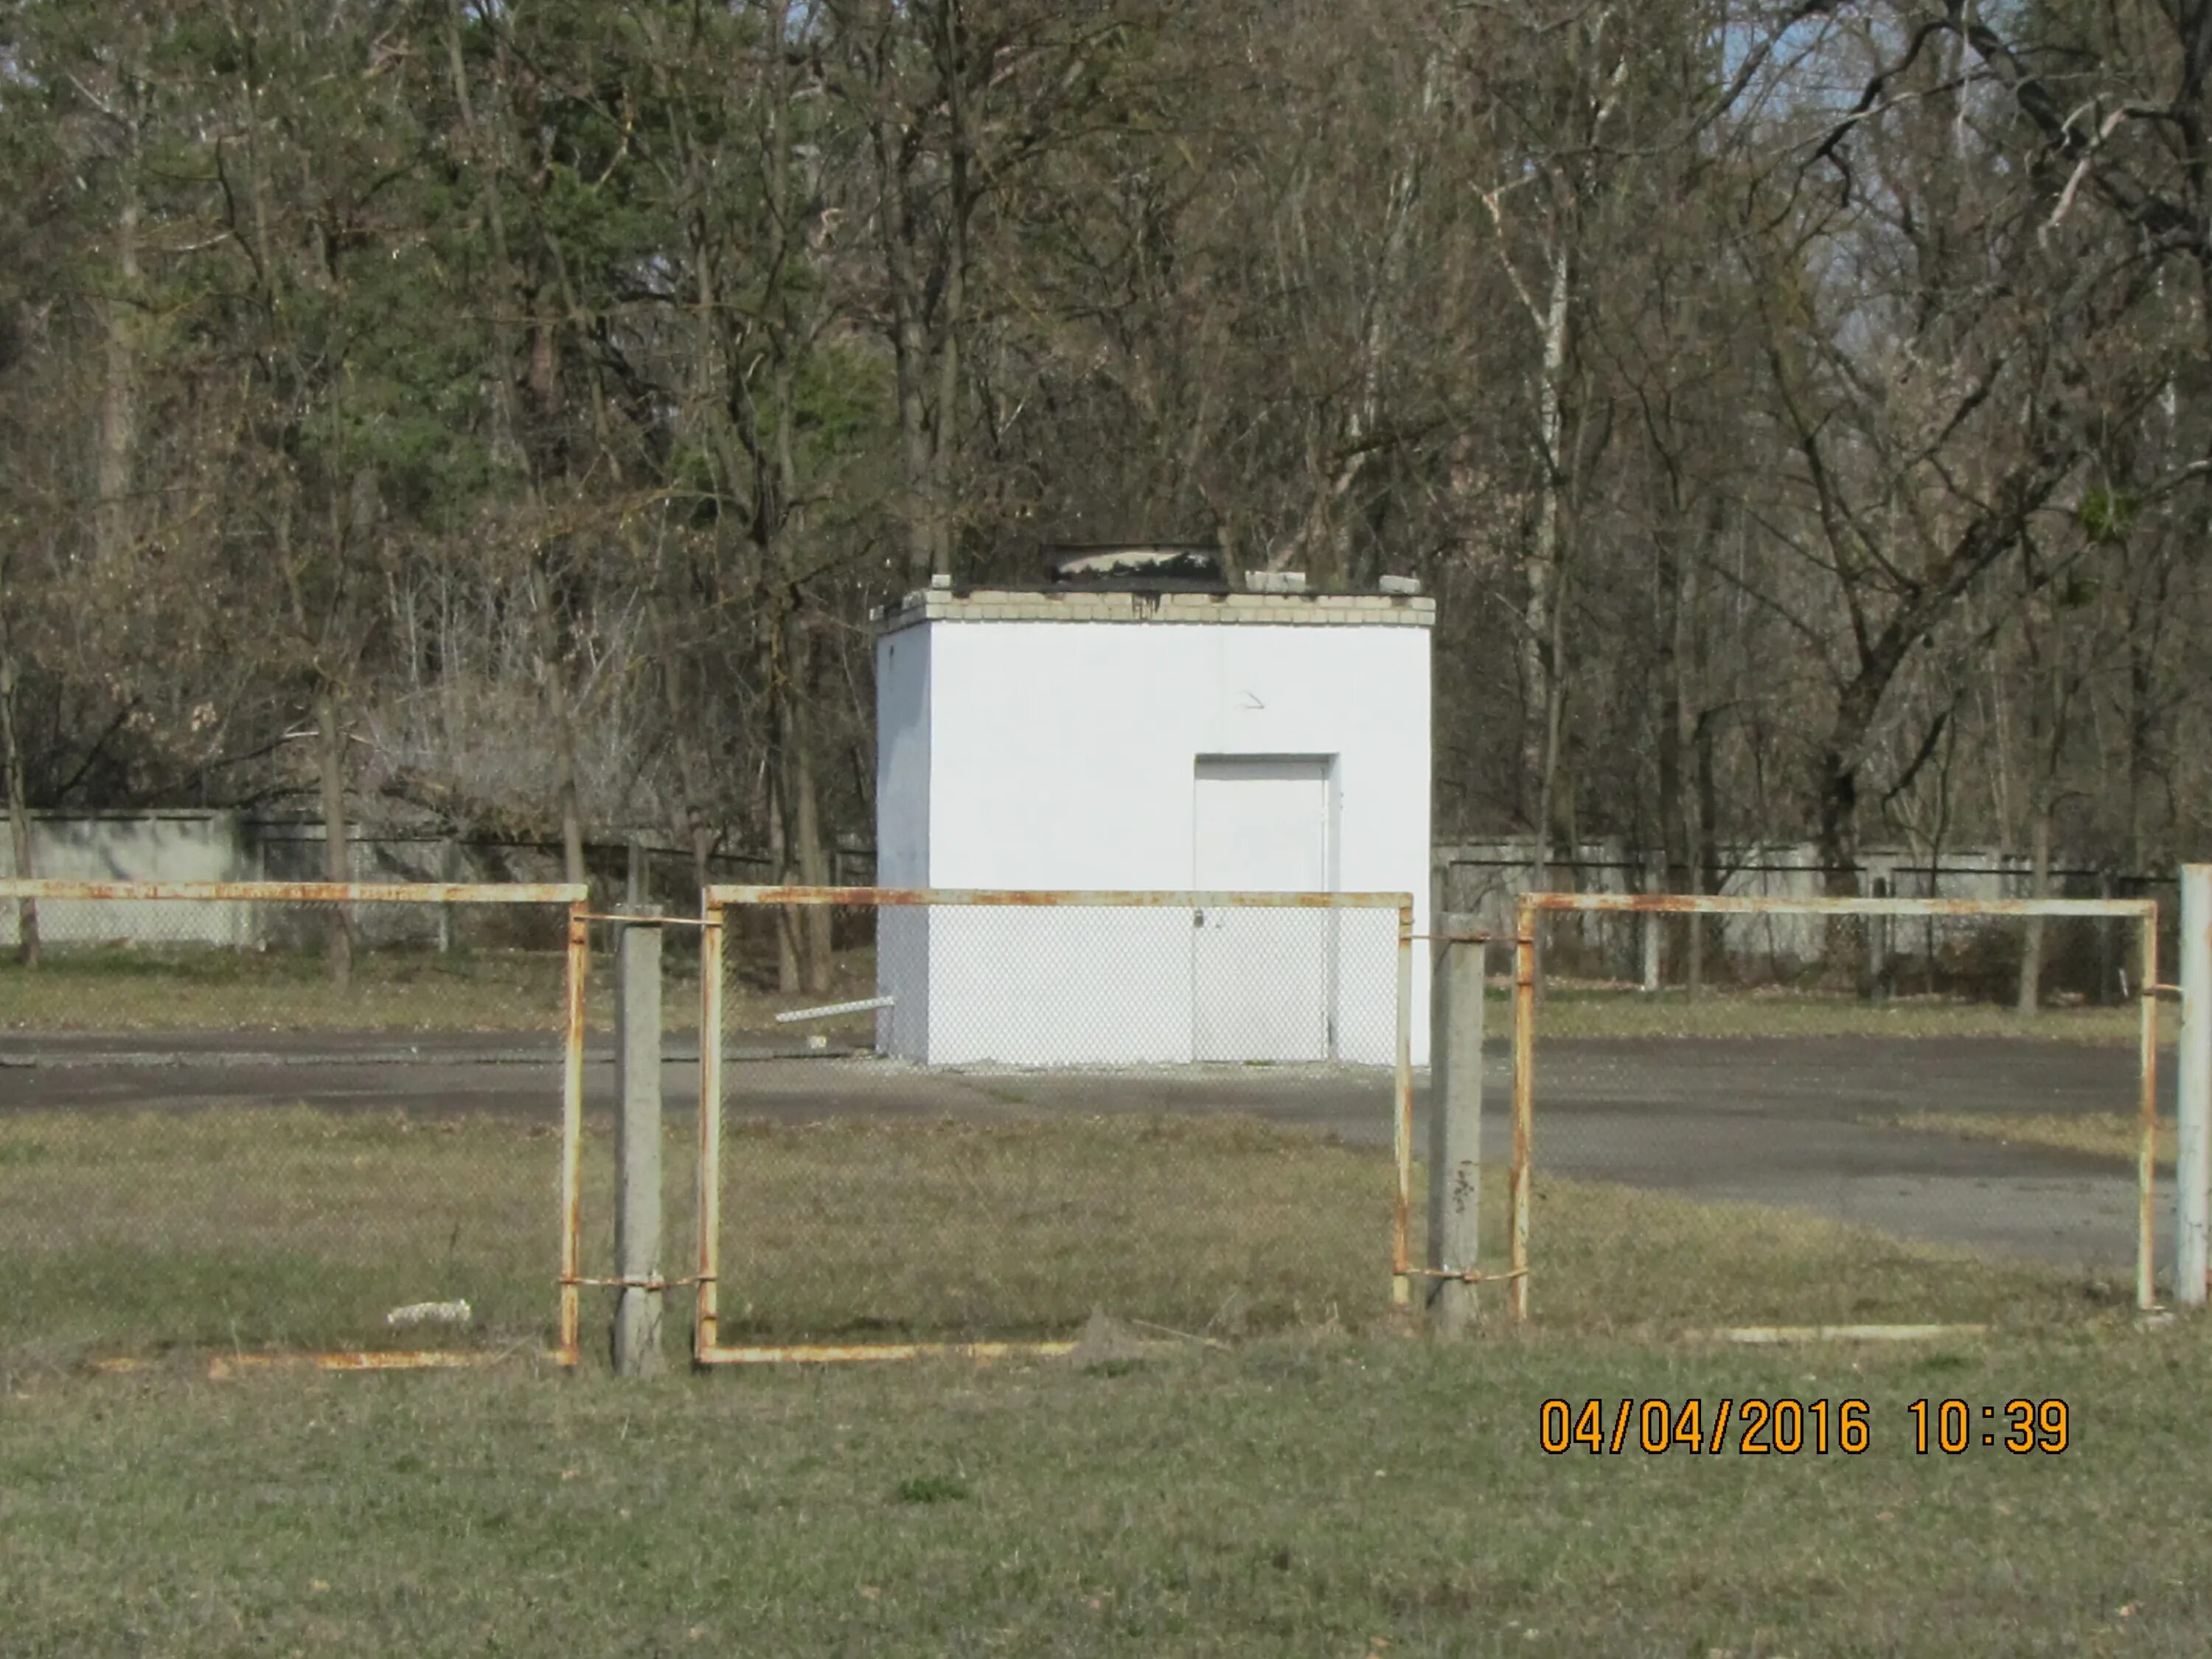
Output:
left=1877, top=1109, right=2169, bottom=1167
left=0, top=1100, right=2111, bottom=1371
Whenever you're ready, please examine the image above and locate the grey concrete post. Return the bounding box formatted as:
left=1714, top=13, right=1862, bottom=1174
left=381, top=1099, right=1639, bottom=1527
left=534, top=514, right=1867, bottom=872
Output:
left=1640, top=859, right=1663, bottom=994
left=2178, top=866, right=2211, bottom=1308
left=613, top=904, right=666, bottom=1374
left=437, top=835, right=457, bottom=955
left=1427, top=914, right=1485, bottom=1337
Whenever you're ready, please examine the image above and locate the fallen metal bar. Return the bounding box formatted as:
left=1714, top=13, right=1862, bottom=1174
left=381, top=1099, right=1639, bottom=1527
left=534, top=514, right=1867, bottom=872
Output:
left=696, top=1340, right=1080, bottom=1366
left=574, top=911, right=714, bottom=927
left=84, top=1350, right=566, bottom=1380
left=1694, top=1324, right=1991, bottom=1345
left=773, top=995, right=895, bottom=1024
left=0, top=879, right=587, bottom=904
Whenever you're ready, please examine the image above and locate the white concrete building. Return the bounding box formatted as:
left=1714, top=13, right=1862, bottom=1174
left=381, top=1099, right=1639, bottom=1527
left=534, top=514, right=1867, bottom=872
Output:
left=872, top=581, right=1434, bottom=1065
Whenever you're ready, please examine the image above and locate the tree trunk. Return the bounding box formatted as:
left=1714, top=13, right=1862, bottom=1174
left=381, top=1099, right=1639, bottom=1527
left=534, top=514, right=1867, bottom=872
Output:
left=0, top=595, right=39, bottom=967
left=95, top=102, right=142, bottom=571
left=2016, top=797, right=2052, bottom=1015
left=551, top=670, right=587, bottom=889
left=316, top=689, right=352, bottom=988
left=873, top=90, right=939, bottom=588
left=771, top=613, right=833, bottom=995
left=689, top=807, right=714, bottom=905
left=1521, top=243, right=1572, bottom=891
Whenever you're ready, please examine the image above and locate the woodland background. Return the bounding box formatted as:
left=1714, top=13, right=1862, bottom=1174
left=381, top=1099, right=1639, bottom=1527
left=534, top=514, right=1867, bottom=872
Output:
left=4, top=0, right=2210, bottom=960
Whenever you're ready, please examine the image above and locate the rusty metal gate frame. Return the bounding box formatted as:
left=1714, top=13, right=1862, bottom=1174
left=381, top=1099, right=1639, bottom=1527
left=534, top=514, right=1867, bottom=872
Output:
left=1506, top=891, right=2165, bottom=1324
left=692, top=884, right=1416, bottom=1366
left=0, top=878, right=591, bottom=1372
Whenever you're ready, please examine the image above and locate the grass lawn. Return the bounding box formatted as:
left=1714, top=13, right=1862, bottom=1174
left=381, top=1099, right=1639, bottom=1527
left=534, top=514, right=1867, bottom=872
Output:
left=1881, top=1110, right=2170, bottom=1168
left=6, top=942, right=2183, bottom=1046
left=1531, top=983, right=2174, bottom=1044
left=1, top=1105, right=2123, bottom=1370
left=4, top=1321, right=2208, bottom=1655
left=0, top=941, right=885, bottom=1037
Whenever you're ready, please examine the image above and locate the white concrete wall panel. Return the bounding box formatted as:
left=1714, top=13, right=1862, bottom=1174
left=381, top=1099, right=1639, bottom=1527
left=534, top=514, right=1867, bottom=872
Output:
left=874, top=616, right=1432, bottom=1065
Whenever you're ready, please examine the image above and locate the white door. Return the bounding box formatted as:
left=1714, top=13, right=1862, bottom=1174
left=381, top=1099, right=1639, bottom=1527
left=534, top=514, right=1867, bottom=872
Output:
left=1192, top=757, right=1333, bottom=1061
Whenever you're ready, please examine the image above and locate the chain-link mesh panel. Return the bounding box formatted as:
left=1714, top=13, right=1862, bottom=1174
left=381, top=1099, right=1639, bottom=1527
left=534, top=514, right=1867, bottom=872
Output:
left=0, top=884, right=585, bottom=1371
left=700, top=892, right=1408, bottom=1352
left=1513, top=899, right=2159, bottom=1332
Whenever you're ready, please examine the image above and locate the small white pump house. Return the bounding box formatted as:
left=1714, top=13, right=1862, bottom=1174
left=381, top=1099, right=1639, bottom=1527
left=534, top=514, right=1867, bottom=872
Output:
left=872, top=554, right=1433, bottom=1067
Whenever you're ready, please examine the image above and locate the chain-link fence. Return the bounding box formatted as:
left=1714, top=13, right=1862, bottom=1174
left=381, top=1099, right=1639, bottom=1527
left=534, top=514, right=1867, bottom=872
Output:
left=0, top=880, right=589, bottom=1374
left=1504, top=893, right=2163, bottom=1334
left=692, top=887, right=1413, bottom=1360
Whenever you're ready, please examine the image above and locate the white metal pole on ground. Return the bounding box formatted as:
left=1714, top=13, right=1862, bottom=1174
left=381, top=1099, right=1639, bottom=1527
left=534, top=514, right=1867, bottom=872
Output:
left=2179, top=866, right=2212, bottom=1309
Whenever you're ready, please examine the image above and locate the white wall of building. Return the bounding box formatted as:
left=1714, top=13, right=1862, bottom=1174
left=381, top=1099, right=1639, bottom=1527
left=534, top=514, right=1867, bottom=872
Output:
left=874, top=613, right=1432, bottom=1065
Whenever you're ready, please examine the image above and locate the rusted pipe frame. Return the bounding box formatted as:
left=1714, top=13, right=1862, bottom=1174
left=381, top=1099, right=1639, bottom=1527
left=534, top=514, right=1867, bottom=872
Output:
left=1391, top=898, right=1414, bottom=1309
left=563, top=1274, right=703, bottom=1291
left=0, top=879, right=588, bottom=905
left=1698, top=1324, right=1990, bottom=1346
left=572, top=911, right=713, bottom=927
left=2135, top=914, right=2160, bottom=1312
left=1516, top=890, right=2155, bottom=920
left=1408, top=1265, right=1529, bottom=1283
left=692, top=886, right=1419, bottom=1357
left=697, top=1339, right=1080, bottom=1366
left=557, top=901, right=589, bottom=1368
left=1509, top=899, right=1537, bottom=1324
left=695, top=903, right=726, bottom=1364
left=6, top=882, right=593, bottom=1370
left=88, top=1349, right=556, bottom=1377
left=704, top=884, right=1409, bottom=910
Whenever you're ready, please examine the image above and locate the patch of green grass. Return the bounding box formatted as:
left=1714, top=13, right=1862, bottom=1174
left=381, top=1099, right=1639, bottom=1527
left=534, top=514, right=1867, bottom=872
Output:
left=0, top=1107, right=566, bottom=1365
left=1, top=1104, right=2115, bottom=1370
left=0, top=945, right=586, bottom=1034
left=1882, top=1109, right=2169, bottom=1167
left=0, top=940, right=889, bottom=1039
left=3, top=1324, right=2210, bottom=1655
left=893, top=1472, right=972, bottom=1505
left=1528, top=983, right=2171, bottom=1044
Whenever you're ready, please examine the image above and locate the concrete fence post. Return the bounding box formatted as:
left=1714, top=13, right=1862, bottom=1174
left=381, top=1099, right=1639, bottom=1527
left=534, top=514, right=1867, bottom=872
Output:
left=1427, top=914, right=1485, bottom=1337
left=613, top=903, right=666, bottom=1375
left=437, top=835, right=457, bottom=955
left=1640, top=858, right=1663, bottom=994
left=2179, top=866, right=2211, bottom=1309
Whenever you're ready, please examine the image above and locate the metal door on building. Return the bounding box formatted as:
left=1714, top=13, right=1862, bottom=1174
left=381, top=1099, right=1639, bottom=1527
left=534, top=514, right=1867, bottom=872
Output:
left=1192, top=756, right=1335, bottom=1060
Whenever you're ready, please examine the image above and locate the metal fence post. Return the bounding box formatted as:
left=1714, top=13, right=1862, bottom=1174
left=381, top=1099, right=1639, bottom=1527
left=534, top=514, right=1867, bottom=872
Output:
left=614, top=903, right=665, bottom=1375
left=1427, top=915, right=1484, bottom=1336
left=1391, top=900, right=1415, bottom=1310
left=1509, top=900, right=1537, bottom=1323
left=557, top=900, right=589, bottom=1367
left=2179, top=866, right=2212, bottom=1309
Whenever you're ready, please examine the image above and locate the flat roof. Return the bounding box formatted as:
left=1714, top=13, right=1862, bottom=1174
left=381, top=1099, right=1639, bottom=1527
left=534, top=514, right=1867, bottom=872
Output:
left=874, top=585, right=1436, bottom=636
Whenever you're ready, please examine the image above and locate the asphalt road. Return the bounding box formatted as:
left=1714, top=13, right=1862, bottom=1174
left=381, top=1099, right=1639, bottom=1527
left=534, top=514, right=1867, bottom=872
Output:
left=0, top=1029, right=2169, bottom=1276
